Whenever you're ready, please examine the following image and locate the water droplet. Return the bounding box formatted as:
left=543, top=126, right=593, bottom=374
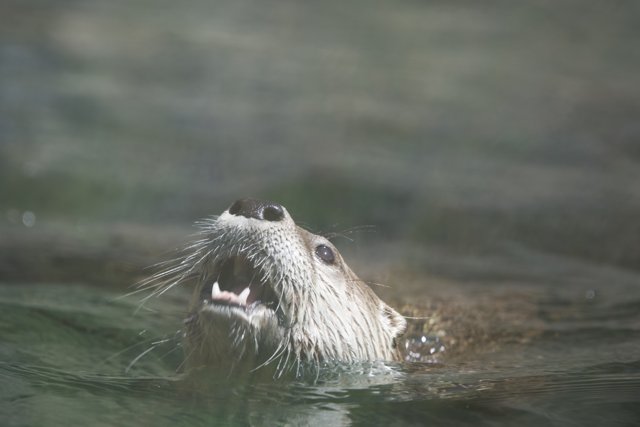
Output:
left=22, top=211, right=36, bottom=227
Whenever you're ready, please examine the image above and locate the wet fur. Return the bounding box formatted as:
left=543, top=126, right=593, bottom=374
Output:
left=140, top=208, right=406, bottom=378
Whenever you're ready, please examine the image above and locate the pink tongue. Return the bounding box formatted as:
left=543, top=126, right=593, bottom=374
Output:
left=213, top=291, right=243, bottom=305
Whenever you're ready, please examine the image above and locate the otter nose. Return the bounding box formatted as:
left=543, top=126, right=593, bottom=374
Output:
left=228, top=199, right=285, bottom=222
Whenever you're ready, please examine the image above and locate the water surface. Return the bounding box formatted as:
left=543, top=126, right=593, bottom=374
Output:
left=2, top=0, right=639, bottom=425
left=2, top=254, right=639, bottom=426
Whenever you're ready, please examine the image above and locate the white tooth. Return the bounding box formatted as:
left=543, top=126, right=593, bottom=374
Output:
left=211, top=281, right=221, bottom=298
left=238, top=287, right=251, bottom=304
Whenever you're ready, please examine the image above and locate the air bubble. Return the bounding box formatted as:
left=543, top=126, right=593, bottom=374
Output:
left=22, top=211, right=36, bottom=227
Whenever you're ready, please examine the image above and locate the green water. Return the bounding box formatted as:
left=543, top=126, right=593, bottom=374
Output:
left=2, top=0, right=640, bottom=424
left=2, top=263, right=639, bottom=426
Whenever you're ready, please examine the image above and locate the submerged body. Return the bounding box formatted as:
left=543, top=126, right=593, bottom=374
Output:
left=144, top=199, right=406, bottom=378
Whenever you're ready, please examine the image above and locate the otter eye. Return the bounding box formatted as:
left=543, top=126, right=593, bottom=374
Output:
left=315, top=244, right=335, bottom=264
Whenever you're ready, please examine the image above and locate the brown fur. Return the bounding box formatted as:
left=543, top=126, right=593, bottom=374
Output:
left=142, top=202, right=407, bottom=378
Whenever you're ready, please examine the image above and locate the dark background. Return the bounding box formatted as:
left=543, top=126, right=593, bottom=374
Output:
left=1, top=0, right=639, bottom=288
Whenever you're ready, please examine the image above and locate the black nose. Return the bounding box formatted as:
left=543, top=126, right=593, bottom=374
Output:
left=228, top=199, right=285, bottom=222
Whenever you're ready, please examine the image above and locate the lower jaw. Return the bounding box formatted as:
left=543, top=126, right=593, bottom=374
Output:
left=184, top=307, right=285, bottom=369
left=198, top=302, right=275, bottom=326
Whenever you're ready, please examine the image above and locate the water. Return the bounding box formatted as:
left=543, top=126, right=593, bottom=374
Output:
left=2, top=0, right=640, bottom=425
left=2, top=258, right=639, bottom=426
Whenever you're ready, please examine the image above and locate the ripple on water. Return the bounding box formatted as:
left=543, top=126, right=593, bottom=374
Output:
left=1, top=282, right=640, bottom=426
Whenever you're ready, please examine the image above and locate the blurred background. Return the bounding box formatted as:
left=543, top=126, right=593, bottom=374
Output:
left=1, top=0, right=639, bottom=291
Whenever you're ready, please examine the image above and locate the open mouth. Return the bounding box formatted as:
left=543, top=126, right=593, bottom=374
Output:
left=201, top=256, right=279, bottom=310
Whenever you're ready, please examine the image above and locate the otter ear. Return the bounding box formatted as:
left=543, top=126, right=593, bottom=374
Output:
left=381, top=303, right=407, bottom=338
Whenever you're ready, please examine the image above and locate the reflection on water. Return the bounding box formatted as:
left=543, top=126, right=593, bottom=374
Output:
left=1, top=272, right=639, bottom=426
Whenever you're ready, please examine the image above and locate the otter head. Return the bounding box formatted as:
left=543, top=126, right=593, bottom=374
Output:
left=147, top=199, right=406, bottom=377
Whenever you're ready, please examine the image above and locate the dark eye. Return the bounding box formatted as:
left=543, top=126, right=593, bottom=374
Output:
left=315, top=244, right=335, bottom=264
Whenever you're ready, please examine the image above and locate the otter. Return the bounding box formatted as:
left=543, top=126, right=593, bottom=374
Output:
left=143, top=199, right=407, bottom=378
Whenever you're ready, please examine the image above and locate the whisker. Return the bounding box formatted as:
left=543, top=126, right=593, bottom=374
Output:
left=359, top=279, right=393, bottom=289
left=323, top=225, right=377, bottom=241
left=125, top=345, right=159, bottom=374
